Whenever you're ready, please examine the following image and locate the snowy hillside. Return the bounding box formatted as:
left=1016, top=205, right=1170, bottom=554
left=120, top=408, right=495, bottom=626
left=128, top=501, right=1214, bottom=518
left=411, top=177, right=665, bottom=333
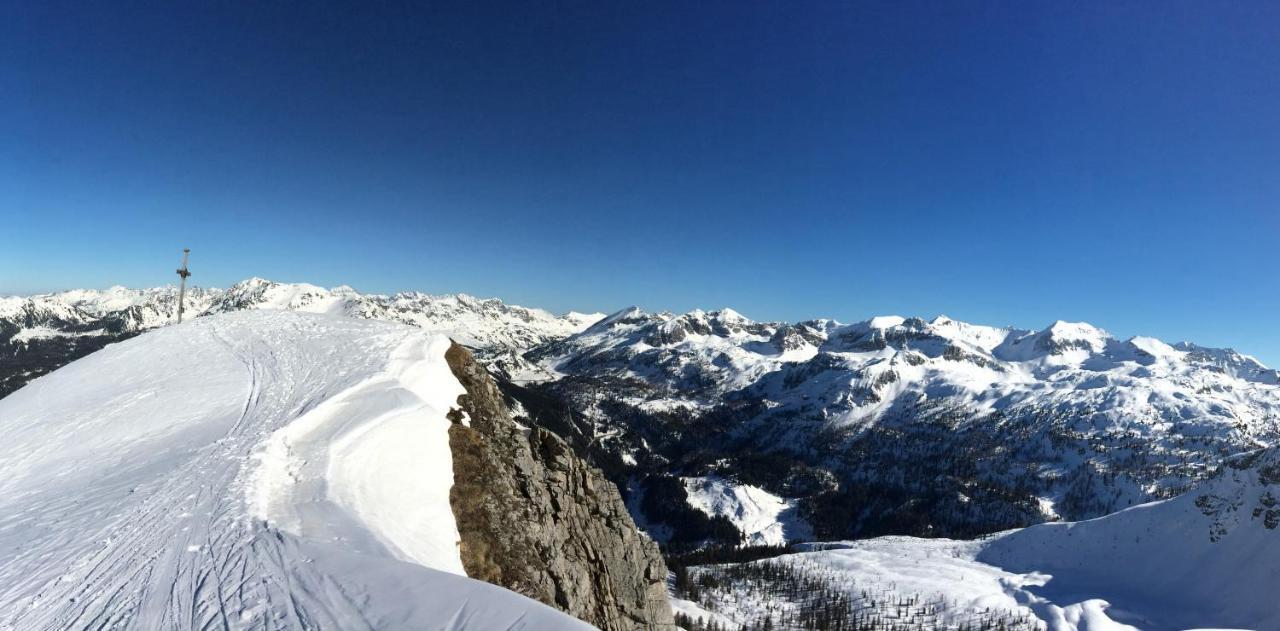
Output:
left=0, top=311, right=592, bottom=630
left=681, top=476, right=811, bottom=546
left=675, top=446, right=1280, bottom=630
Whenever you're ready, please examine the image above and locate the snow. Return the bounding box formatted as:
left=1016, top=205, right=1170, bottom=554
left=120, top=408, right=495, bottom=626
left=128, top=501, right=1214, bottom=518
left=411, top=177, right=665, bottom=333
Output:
left=670, top=597, right=738, bottom=629
left=682, top=476, right=811, bottom=546
left=794, top=538, right=1046, bottom=624
left=5, top=279, right=597, bottom=360
left=54, top=285, right=180, bottom=314
left=1127, top=336, right=1181, bottom=361
left=975, top=451, right=1280, bottom=630
left=0, top=311, right=592, bottom=630
left=1046, top=320, right=1109, bottom=345
left=565, top=311, right=607, bottom=329
left=866, top=315, right=907, bottom=330
left=9, top=326, right=82, bottom=343
left=690, top=448, right=1280, bottom=631
left=771, top=539, right=1149, bottom=631
left=249, top=333, right=466, bottom=575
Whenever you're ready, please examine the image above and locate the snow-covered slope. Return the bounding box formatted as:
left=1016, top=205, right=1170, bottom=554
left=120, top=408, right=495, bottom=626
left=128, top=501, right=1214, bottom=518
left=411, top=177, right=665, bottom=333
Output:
left=681, top=476, right=811, bottom=546
left=680, top=447, right=1280, bottom=630
left=974, top=446, right=1280, bottom=630
left=0, top=311, right=592, bottom=630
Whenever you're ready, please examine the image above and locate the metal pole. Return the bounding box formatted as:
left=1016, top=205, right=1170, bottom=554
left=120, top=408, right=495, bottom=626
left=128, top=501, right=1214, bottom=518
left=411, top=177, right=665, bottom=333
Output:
left=176, top=248, right=192, bottom=323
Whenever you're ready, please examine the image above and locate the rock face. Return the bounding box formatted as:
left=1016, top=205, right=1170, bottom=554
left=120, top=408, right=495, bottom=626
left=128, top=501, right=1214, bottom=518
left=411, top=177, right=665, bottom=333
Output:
left=444, top=343, right=675, bottom=630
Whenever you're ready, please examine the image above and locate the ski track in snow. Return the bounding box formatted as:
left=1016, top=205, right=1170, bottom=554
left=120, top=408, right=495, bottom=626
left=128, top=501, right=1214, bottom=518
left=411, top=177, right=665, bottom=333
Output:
left=0, top=311, right=592, bottom=630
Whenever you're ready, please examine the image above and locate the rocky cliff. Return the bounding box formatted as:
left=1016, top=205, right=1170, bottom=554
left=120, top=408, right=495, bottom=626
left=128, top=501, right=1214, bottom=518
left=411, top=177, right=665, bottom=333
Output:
left=444, top=343, right=675, bottom=630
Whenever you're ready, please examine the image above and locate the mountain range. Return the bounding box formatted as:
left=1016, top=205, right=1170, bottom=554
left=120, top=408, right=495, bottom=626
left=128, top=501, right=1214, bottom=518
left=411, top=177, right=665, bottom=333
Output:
left=2, top=278, right=1278, bottom=630
left=5, top=279, right=1279, bottom=540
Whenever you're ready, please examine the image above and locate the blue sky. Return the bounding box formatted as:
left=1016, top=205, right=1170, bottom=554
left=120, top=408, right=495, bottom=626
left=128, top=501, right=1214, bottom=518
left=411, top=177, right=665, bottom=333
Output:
left=2, top=2, right=1278, bottom=362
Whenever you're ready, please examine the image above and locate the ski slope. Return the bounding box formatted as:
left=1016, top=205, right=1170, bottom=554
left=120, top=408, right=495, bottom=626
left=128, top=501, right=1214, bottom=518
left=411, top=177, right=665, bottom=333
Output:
left=0, top=311, right=592, bottom=630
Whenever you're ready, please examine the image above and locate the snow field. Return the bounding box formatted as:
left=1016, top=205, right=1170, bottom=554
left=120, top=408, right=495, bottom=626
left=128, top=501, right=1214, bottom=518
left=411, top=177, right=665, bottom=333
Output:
left=0, top=311, right=593, bottom=630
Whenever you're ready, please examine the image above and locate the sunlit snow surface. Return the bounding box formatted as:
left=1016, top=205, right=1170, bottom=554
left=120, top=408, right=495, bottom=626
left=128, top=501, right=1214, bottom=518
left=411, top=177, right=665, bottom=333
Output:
left=0, top=311, right=592, bottom=630
left=682, top=476, right=812, bottom=546
left=685, top=448, right=1280, bottom=631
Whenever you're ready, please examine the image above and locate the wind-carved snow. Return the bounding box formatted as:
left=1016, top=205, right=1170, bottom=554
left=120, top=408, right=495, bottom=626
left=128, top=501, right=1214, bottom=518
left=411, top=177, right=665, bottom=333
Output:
left=0, top=311, right=591, bottom=630
left=681, top=476, right=812, bottom=546
left=247, top=333, right=467, bottom=575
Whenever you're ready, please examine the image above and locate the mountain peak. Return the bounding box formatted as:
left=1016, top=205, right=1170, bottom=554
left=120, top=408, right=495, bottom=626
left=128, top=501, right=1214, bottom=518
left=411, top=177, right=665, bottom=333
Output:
left=866, top=315, right=906, bottom=330
left=591, top=306, right=649, bottom=329
left=715, top=307, right=748, bottom=322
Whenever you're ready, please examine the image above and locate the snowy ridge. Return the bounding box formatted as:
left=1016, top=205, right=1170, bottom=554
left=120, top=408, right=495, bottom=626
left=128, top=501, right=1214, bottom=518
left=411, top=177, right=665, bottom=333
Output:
left=0, top=311, right=591, bottom=630
left=2, top=278, right=600, bottom=354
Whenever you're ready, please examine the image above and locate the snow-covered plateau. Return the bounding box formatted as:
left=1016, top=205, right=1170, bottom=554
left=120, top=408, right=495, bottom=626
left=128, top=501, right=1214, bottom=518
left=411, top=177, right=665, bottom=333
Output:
left=0, top=311, right=591, bottom=630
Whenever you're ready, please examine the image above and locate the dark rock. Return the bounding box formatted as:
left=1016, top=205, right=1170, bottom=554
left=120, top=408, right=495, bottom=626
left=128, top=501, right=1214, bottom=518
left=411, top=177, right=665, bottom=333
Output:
left=444, top=343, right=675, bottom=630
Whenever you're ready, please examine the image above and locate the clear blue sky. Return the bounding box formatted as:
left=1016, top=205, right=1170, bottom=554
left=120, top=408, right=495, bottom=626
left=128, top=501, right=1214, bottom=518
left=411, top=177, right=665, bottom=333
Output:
left=2, top=2, right=1278, bottom=362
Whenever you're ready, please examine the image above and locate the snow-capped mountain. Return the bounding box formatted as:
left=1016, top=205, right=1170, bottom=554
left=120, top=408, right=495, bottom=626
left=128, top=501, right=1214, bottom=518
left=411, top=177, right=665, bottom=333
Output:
left=0, top=278, right=602, bottom=398
left=520, top=307, right=1280, bottom=541
left=675, top=445, right=1280, bottom=630
left=536, top=308, right=1279, bottom=418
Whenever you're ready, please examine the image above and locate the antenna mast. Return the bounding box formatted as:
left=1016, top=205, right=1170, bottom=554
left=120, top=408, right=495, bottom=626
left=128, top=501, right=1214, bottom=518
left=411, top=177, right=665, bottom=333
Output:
left=175, top=248, right=192, bottom=323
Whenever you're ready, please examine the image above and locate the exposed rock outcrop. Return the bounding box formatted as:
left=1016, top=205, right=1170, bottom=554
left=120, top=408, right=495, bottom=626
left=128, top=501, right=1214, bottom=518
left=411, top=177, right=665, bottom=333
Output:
left=444, top=343, right=675, bottom=630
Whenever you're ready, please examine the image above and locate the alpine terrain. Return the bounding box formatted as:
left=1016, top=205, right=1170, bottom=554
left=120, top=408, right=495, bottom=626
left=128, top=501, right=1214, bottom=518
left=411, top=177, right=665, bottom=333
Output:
left=672, top=445, right=1280, bottom=630
left=0, top=310, right=670, bottom=630
left=2, top=280, right=1277, bottom=630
